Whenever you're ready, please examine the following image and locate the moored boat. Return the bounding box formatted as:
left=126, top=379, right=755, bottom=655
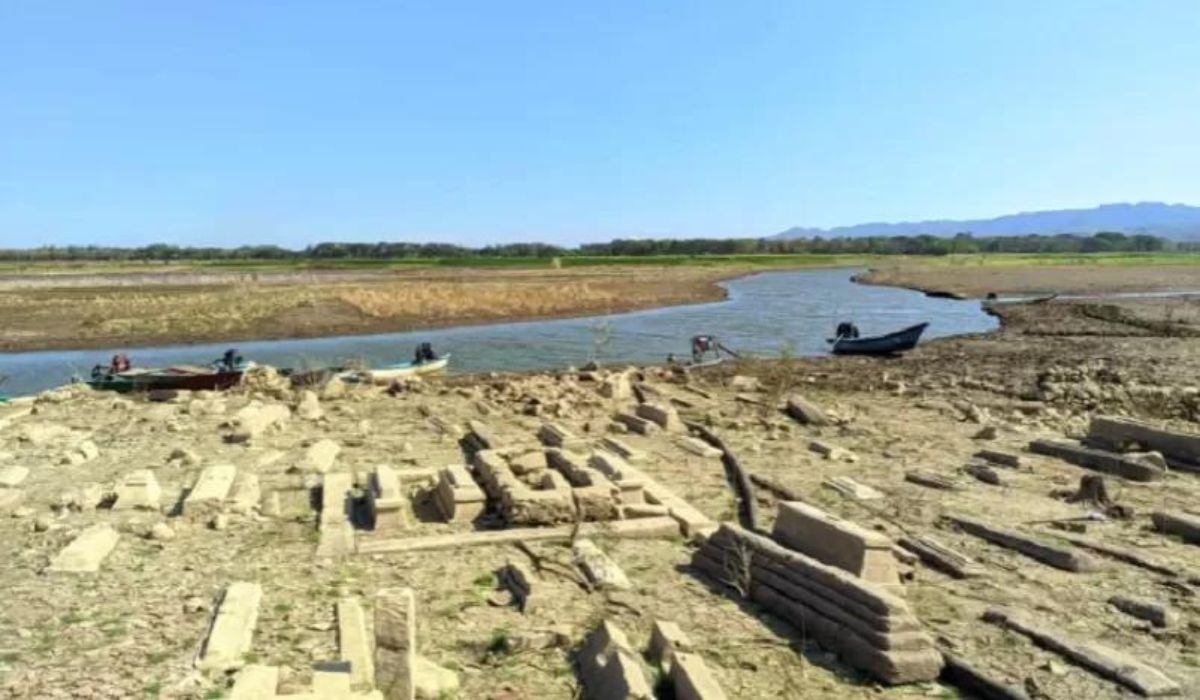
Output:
left=827, top=322, right=929, bottom=356
left=341, top=354, right=451, bottom=385
left=84, top=349, right=253, bottom=393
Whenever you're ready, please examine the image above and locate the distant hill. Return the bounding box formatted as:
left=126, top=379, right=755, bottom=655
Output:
left=773, top=202, right=1200, bottom=241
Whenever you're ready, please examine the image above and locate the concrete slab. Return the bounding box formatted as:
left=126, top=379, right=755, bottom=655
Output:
left=197, top=581, right=263, bottom=672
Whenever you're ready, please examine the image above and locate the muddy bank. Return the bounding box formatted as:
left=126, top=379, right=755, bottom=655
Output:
left=2, top=296, right=1200, bottom=698
left=859, top=262, right=1200, bottom=298
left=0, top=265, right=742, bottom=353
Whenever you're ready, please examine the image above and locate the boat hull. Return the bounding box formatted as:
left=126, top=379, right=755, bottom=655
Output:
left=342, top=355, right=451, bottom=384
left=830, top=323, right=929, bottom=356
left=89, top=370, right=244, bottom=393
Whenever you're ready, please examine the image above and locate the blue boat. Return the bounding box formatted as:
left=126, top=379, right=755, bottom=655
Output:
left=828, top=322, right=929, bottom=356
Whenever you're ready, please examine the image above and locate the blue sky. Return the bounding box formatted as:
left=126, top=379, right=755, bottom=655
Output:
left=2, top=1, right=1198, bottom=247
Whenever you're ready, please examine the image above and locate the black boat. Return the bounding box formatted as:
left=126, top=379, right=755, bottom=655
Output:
left=827, top=322, right=929, bottom=356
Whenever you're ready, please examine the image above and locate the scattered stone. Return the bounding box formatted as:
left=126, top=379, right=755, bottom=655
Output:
left=897, top=535, right=986, bottom=579
left=112, top=469, right=162, bottom=511
left=33, top=515, right=53, bottom=532
left=0, top=465, right=30, bottom=488
left=296, top=390, right=324, bottom=421
left=983, top=607, right=1179, bottom=696
left=168, top=447, right=202, bottom=467
left=48, top=524, right=120, bottom=573
left=785, top=394, right=829, bottom=426
left=209, top=513, right=229, bottom=530
left=337, top=597, right=376, bottom=690
left=677, top=436, right=723, bottom=458
left=809, top=440, right=857, bottom=462
left=614, top=412, right=660, bottom=436
left=226, top=403, right=290, bottom=443
left=598, top=372, right=633, bottom=400
left=573, top=538, right=632, bottom=590
left=635, top=402, right=685, bottom=432
left=148, top=522, right=176, bottom=541
left=904, top=470, right=962, bottom=491
left=300, top=438, right=341, bottom=474
left=197, top=581, right=263, bottom=672
left=946, top=515, right=1100, bottom=572
left=972, top=425, right=999, bottom=440
left=375, top=587, right=416, bottom=700
left=1108, top=595, right=1177, bottom=628
left=1029, top=438, right=1165, bottom=482
left=599, top=437, right=647, bottom=464
left=772, top=501, right=899, bottom=587
left=184, top=464, right=238, bottom=515
left=501, top=559, right=537, bottom=612
left=729, top=375, right=761, bottom=392
left=228, top=473, right=262, bottom=515
left=1151, top=511, right=1200, bottom=545
left=577, top=621, right=655, bottom=700
left=964, top=463, right=1002, bottom=486
left=975, top=450, right=1022, bottom=468
left=823, top=476, right=884, bottom=500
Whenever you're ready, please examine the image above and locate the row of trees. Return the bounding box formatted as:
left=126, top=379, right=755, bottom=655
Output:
left=0, top=231, right=1175, bottom=262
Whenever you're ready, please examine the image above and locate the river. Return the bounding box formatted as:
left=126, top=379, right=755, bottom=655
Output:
left=0, top=268, right=997, bottom=396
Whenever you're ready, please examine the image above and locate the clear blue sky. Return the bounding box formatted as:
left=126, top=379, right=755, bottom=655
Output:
left=2, top=1, right=1198, bottom=248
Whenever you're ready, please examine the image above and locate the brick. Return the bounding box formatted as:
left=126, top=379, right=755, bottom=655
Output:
left=197, top=582, right=262, bottom=672
left=48, top=524, right=120, bottom=573
left=375, top=588, right=416, bottom=700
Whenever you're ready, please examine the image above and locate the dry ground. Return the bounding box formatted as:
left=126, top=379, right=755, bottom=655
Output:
left=3, top=290, right=1200, bottom=698
left=861, top=261, right=1200, bottom=297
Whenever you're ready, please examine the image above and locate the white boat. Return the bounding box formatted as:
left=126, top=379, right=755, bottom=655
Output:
left=340, top=355, right=451, bottom=384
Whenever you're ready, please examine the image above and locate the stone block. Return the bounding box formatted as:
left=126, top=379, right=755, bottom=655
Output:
left=538, top=422, right=587, bottom=451
left=635, top=402, right=685, bottom=432
left=772, top=501, right=898, bottom=586
left=599, top=437, right=647, bottom=464
left=502, top=559, right=537, bottom=612
left=648, top=620, right=693, bottom=668
left=318, top=472, right=355, bottom=557
left=677, top=436, right=722, bottom=458
left=47, top=524, right=120, bottom=573
left=0, top=465, right=30, bottom=488
left=432, top=464, right=486, bottom=524
left=227, top=403, right=289, bottom=442
left=228, top=473, right=262, bottom=515
left=785, top=394, right=829, bottom=426
left=588, top=451, right=647, bottom=504
left=573, top=539, right=631, bottom=590
left=185, top=464, right=238, bottom=513
left=613, top=412, right=660, bottom=436
left=197, top=582, right=262, bottom=672
left=375, top=588, right=416, bottom=700
left=300, top=439, right=341, bottom=474
left=578, top=621, right=654, bottom=700
left=1089, top=414, right=1200, bottom=469
left=670, top=652, right=728, bottom=700
left=112, top=469, right=161, bottom=511
left=230, top=664, right=279, bottom=699
left=370, top=464, right=410, bottom=532
left=0, top=488, right=24, bottom=513
left=338, top=598, right=375, bottom=689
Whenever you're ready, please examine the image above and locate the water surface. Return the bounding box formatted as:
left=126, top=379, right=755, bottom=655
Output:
left=0, top=269, right=997, bottom=396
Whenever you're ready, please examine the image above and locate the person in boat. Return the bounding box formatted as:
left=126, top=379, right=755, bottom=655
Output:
left=218, top=349, right=244, bottom=372
left=835, top=322, right=860, bottom=339
left=690, top=335, right=716, bottom=363
left=111, top=354, right=131, bottom=373
left=413, top=342, right=437, bottom=365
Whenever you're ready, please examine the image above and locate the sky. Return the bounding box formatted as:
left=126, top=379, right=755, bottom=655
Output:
left=2, top=1, right=1199, bottom=248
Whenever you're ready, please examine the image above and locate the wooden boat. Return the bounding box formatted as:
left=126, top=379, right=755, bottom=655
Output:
left=87, top=363, right=251, bottom=393
left=828, top=322, right=929, bottom=356
left=340, top=355, right=451, bottom=385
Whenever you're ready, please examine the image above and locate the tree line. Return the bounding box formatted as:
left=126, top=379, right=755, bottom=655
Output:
left=0, top=231, right=1178, bottom=262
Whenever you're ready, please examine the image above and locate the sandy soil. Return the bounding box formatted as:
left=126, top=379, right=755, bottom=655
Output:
left=861, top=262, right=1200, bottom=297
left=3, top=289, right=1200, bottom=698
left=0, top=266, right=742, bottom=353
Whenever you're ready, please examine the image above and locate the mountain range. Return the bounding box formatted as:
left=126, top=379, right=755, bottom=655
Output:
left=772, top=202, right=1200, bottom=241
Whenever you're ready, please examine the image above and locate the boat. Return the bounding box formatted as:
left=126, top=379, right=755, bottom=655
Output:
left=827, top=322, right=929, bottom=356
left=84, top=349, right=254, bottom=393
left=340, top=354, right=451, bottom=385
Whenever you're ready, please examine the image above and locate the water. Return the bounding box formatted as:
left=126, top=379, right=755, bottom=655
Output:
left=0, top=268, right=997, bottom=396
